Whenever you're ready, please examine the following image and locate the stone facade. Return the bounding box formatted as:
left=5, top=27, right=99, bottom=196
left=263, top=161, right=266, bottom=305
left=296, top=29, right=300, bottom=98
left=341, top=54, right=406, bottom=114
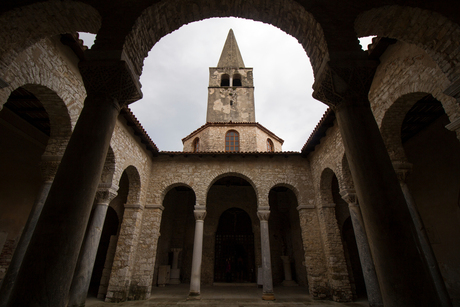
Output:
left=1, top=1, right=460, bottom=306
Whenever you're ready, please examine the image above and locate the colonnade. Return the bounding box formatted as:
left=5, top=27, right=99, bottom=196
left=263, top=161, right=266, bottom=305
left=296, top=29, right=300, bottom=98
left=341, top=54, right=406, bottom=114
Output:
left=1, top=55, right=451, bottom=307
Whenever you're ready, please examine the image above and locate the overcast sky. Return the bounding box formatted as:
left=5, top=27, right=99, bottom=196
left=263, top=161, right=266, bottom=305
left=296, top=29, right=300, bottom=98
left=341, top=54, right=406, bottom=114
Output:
left=80, top=18, right=371, bottom=152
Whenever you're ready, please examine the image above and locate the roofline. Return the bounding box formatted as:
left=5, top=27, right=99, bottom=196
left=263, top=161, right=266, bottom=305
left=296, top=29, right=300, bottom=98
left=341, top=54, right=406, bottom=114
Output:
left=159, top=151, right=300, bottom=156
left=182, top=122, right=284, bottom=144
left=301, top=108, right=335, bottom=155
left=120, top=107, right=159, bottom=154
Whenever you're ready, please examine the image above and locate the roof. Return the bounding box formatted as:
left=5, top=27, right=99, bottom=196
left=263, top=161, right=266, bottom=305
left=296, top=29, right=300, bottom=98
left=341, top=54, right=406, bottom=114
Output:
left=120, top=107, right=159, bottom=154
left=159, top=151, right=300, bottom=156
left=217, top=29, right=245, bottom=68
left=182, top=121, right=284, bottom=144
left=301, top=108, right=335, bottom=155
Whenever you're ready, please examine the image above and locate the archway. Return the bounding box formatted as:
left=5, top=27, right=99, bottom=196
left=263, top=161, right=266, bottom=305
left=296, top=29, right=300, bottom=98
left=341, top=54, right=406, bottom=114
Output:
left=214, top=207, right=255, bottom=283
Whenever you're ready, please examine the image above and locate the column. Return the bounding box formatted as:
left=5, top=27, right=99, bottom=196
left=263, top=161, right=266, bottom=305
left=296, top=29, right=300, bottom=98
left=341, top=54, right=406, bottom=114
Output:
left=68, top=186, right=118, bottom=307
left=313, top=60, right=440, bottom=306
left=340, top=189, right=383, bottom=307
left=393, top=162, right=452, bottom=307
left=281, top=256, right=297, bottom=286
left=169, top=248, right=182, bottom=284
left=188, top=205, right=206, bottom=299
left=6, top=58, right=141, bottom=307
left=0, top=156, right=60, bottom=307
left=257, top=206, right=275, bottom=301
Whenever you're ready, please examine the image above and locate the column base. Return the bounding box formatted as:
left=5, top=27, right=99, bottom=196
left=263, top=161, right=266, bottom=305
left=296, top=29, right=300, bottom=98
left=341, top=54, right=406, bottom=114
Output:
left=262, top=292, right=275, bottom=300
left=282, top=280, right=298, bottom=286
left=187, top=292, right=201, bottom=300
left=169, top=279, right=181, bottom=284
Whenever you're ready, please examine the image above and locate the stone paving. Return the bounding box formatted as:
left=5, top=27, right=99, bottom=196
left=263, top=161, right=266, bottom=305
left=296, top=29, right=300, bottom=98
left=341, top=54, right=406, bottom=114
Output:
left=86, top=284, right=369, bottom=306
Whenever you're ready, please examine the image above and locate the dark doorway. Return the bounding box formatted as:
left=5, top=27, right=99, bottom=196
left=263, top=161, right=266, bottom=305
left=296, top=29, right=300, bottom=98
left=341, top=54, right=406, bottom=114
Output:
left=214, top=207, right=255, bottom=283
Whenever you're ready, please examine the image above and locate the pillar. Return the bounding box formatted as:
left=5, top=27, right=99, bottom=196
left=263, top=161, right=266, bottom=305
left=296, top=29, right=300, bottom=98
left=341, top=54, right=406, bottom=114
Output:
left=340, top=189, right=383, bottom=307
left=281, top=256, right=297, bottom=286
left=188, top=205, right=206, bottom=299
left=393, top=162, right=452, bottom=307
left=257, top=206, right=275, bottom=301
left=68, top=186, right=118, bottom=307
left=6, top=58, right=141, bottom=307
left=313, top=60, right=440, bottom=306
left=0, top=156, right=60, bottom=307
left=170, top=248, right=182, bottom=284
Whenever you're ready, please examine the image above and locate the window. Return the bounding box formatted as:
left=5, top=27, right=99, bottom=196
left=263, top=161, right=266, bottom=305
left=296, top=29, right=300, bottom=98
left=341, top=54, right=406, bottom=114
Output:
left=267, top=139, right=274, bottom=152
left=225, top=130, right=239, bottom=152
left=192, top=138, right=200, bottom=152
left=233, top=74, right=242, bottom=86
left=221, top=74, right=230, bottom=86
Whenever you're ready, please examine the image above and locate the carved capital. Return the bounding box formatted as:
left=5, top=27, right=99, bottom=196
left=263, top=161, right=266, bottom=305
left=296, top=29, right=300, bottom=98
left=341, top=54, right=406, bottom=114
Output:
left=39, top=155, right=62, bottom=182
left=79, top=59, right=142, bottom=107
left=194, top=209, right=207, bottom=221
left=95, top=185, right=118, bottom=204
left=340, top=189, right=358, bottom=206
left=257, top=210, right=270, bottom=221
left=313, top=60, right=378, bottom=108
left=392, top=161, right=413, bottom=183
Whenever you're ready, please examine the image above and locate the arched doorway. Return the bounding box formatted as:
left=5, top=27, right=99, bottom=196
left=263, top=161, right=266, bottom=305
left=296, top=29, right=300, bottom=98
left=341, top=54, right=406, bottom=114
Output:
left=214, top=207, right=255, bottom=283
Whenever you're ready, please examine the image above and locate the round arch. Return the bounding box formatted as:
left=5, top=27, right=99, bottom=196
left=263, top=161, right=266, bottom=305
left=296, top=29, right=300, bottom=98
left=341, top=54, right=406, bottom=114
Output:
left=206, top=171, right=259, bottom=206
left=319, top=167, right=336, bottom=203
left=122, top=165, right=141, bottom=206
left=160, top=182, right=196, bottom=206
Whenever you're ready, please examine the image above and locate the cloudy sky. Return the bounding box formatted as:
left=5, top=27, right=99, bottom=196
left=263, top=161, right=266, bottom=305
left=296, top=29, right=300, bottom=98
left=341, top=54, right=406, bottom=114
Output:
left=80, top=18, right=371, bottom=152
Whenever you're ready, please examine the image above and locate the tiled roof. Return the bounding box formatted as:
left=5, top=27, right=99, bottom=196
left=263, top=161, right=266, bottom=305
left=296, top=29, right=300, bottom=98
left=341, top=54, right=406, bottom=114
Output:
left=121, top=107, right=159, bottom=154
left=301, top=108, right=335, bottom=155
left=159, top=150, right=300, bottom=156
left=182, top=121, right=284, bottom=144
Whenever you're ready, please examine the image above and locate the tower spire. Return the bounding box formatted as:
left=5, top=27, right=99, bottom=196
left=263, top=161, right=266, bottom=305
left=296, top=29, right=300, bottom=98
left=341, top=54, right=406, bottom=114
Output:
left=217, top=29, right=245, bottom=68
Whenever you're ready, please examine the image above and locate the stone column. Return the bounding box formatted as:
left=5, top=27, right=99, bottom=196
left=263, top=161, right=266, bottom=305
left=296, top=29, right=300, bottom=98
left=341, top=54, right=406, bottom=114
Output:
left=257, top=206, right=275, bottom=301
left=169, top=248, right=182, bottom=284
left=188, top=205, right=206, bottom=299
left=393, top=162, right=452, bottom=307
left=0, top=156, right=60, bottom=307
left=313, top=60, right=440, bottom=306
left=281, top=256, right=297, bottom=286
left=340, top=189, right=383, bottom=307
left=6, top=58, right=141, bottom=307
left=68, top=186, right=118, bottom=307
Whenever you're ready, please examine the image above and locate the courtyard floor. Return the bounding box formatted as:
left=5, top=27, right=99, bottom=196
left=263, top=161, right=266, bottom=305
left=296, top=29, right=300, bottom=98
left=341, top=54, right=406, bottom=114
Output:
left=85, top=284, right=369, bottom=306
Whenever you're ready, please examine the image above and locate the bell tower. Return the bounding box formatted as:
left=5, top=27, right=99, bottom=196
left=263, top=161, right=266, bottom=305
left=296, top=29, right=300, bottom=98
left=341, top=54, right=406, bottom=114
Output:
left=206, top=29, right=255, bottom=123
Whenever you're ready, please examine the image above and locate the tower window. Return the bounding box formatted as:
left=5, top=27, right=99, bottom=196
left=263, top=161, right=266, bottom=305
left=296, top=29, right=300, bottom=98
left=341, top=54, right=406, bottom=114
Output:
left=192, top=137, right=200, bottom=152
left=233, top=74, right=242, bottom=86
left=221, top=74, right=230, bottom=86
left=267, top=139, right=274, bottom=152
left=225, top=130, right=240, bottom=152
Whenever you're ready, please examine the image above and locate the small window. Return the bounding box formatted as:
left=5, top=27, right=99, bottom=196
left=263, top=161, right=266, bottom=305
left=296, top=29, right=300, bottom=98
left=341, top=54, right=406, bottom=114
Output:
left=233, top=74, right=242, bottom=86
left=225, top=130, right=239, bottom=152
left=267, top=139, right=274, bottom=152
left=192, top=138, right=200, bottom=152
left=221, top=74, right=230, bottom=86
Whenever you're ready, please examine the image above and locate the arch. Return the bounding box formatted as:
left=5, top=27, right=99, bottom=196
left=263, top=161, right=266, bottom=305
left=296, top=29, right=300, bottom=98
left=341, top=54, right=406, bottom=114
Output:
left=232, top=74, right=242, bottom=86
left=160, top=182, right=196, bottom=206
left=225, top=130, right=239, bottom=152
left=221, top=74, right=230, bottom=87
left=206, top=172, right=259, bottom=206
left=319, top=167, right=336, bottom=203
left=122, top=165, right=141, bottom=206
left=268, top=182, right=301, bottom=206
left=123, top=0, right=328, bottom=79
left=340, top=154, right=354, bottom=191
left=0, top=1, right=101, bottom=74
left=100, top=146, right=116, bottom=186
left=266, top=138, right=274, bottom=152
left=355, top=5, right=460, bottom=82
left=192, top=137, right=200, bottom=152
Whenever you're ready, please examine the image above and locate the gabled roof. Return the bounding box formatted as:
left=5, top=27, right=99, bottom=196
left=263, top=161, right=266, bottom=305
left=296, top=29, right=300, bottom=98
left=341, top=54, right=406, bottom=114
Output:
left=182, top=122, right=284, bottom=144
left=217, top=29, right=245, bottom=68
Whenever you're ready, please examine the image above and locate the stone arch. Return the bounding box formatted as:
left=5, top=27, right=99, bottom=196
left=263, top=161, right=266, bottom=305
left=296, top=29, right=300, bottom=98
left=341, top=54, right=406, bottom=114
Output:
left=160, top=182, right=196, bottom=206
left=100, top=146, right=116, bottom=187
left=206, top=171, right=259, bottom=206
left=122, top=0, right=328, bottom=80
left=122, top=165, right=141, bottom=206
left=0, top=1, right=101, bottom=74
left=268, top=182, right=301, bottom=206
left=319, top=167, right=336, bottom=204
left=340, top=154, right=354, bottom=191
left=355, top=5, right=460, bottom=82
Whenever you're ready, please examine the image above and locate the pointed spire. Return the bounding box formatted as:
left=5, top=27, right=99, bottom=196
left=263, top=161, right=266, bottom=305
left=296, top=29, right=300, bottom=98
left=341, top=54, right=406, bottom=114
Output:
left=217, top=29, right=245, bottom=68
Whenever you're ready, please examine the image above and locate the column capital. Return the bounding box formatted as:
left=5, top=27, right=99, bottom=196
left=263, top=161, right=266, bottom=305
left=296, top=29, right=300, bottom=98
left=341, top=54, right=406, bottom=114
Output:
left=392, top=161, right=413, bottom=183
left=340, top=189, right=358, bottom=207
left=39, top=155, right=63, bottom=182
left=194, top=208, right=206, bottom=221
left=79, top=58, right=142, bottom=107
left=95, top=185, right=118, bottom=205
left=312, top=59, right=379, bottom=108
left=257, top=209, right=270, bottom=221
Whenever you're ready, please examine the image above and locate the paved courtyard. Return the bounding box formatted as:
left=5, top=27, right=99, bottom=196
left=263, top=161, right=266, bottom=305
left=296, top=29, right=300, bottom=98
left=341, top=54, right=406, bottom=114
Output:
left=86, top=284, right=369, bottom=306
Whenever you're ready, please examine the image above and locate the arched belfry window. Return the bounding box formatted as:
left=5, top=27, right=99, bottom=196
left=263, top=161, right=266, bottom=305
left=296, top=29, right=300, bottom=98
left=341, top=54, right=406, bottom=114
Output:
left=233, top=74, right=242, bottom=86
left=221, top=74, right=230, bottom=87
left=192, top=137, right=200, bottom=152
left=225, top=130, right=239, bottom=152
left=267, top=139, right=274, bottom=152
